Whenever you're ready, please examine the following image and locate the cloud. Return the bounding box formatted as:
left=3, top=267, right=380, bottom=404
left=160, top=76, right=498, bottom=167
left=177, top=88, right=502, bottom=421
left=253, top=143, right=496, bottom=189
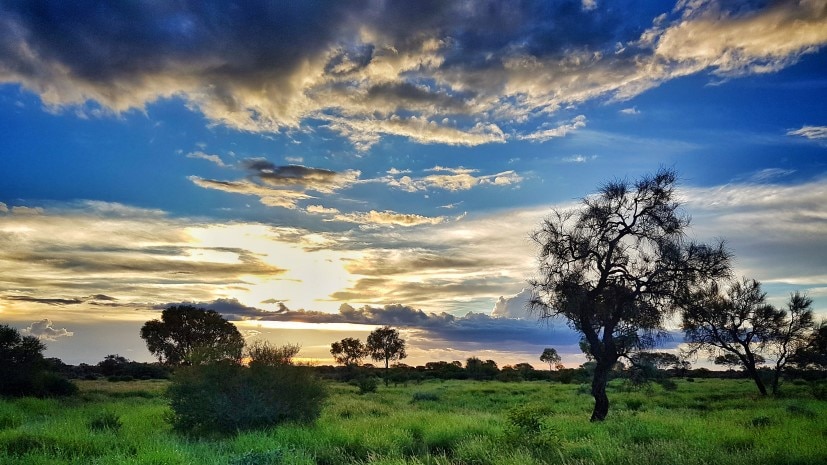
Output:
left=22, top=319, right=74, bottom=341
left=186, top=151, right=227, bottom=167
left=0, top=202, right=7, bottom=213
left=787, top=125, right=827, bottom=140
left=2, top=2, right=823, bottom=149
left=164, top=297, right=581, bottom=350
left=517, top=115, right=587, bottom=142
left=560, top=154, right=597, bottom=163
left=333, top=210, right=446, bottom=227
left=189, top=159, right=360, bottom=209
left=383, top=166, right=523, bottom=192
left=492, top=288, right=533, bottom=319
left=619, top=107, right=640, bottom=115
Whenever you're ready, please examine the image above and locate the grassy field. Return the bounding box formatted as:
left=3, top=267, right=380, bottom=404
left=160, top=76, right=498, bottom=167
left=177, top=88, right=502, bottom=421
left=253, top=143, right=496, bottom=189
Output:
left=0, top=377, right=825, bottom=465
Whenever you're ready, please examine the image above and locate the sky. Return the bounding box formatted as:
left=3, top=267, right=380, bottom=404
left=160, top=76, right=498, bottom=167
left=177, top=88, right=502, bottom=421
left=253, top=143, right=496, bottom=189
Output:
left=1, top=0, right=826, bottom=368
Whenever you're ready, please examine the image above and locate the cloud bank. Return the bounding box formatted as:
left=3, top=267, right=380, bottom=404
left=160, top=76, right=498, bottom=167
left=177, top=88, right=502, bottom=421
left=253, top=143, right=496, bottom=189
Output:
left=2, top=1, right=824, bottom=149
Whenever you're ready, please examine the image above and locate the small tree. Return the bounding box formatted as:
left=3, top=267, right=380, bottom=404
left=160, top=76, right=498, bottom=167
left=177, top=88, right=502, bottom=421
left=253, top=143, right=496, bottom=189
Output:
left=791, top=321, right=827, bottom=370
left=540, top=347, right=563, bottom=371
left=366, top=326, right=407, bottom=370
left=681, top=278, right=781, bottom=395
left=140, top=305, right=244, bottom=366
left=767, top=292, right=814, bottom=394
left=530, top=169, right=730, bottom=421
left=330, top=337, right=367, bottom=366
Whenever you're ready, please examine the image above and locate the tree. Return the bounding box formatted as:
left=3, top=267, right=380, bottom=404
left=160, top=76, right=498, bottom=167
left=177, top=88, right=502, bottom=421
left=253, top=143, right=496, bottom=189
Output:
left=530, top=169, right=730, bottom=421
left=681, top=278, right=783, bottom=395
left=0, top=325, right=76, bottom=397
left=330, top=337, right=367, bottom=366
left=366, top=326, right=407, bottom=370
left=791, top=320, right=827, bottom=370
left=540, top=347, right=563, bottom=371
left=140, top=305, right=244, bottom=366
left=767, top=292, right=814, bottom=394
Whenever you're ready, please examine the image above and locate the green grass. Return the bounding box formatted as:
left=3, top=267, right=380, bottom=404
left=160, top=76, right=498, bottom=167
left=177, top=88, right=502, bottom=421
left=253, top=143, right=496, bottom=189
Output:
left=0, top=378, right=825, bottom=464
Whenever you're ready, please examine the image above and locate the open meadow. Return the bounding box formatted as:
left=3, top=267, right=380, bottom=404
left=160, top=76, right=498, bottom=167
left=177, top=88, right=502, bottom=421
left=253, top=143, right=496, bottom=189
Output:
left=1, top=378, right=825, bottom=465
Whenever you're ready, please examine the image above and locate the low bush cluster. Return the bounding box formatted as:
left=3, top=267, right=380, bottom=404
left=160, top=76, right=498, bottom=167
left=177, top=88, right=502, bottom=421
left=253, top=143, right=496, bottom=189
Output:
left=167, top=354, right=327, bottom=435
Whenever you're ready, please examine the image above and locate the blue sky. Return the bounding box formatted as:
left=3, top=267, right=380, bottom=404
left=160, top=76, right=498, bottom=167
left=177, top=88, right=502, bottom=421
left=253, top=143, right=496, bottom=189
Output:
left=1, top=0, right=826, bottom=367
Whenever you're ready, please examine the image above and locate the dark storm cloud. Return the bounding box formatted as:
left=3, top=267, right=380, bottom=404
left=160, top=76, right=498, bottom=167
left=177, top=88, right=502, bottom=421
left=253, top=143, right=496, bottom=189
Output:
left=6, top=1, right=817, bottom=148
left=165, top=297, right=582, bottom=348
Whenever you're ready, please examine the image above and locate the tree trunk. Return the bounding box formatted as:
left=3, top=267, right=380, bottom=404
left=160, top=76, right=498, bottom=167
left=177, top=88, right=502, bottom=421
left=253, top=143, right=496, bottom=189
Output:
left=771, top=365, right=781, bottom=396
left=590, top=360, right=611, bottom=421
left=746, top=364, right=768, bottom=396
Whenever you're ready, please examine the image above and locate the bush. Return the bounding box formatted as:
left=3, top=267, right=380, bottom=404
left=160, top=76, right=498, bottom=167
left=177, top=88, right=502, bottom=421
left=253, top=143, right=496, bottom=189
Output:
left=411, top=391, right=440, bottom=403
left=352, top=376, right=379, bottom=394
left=167, top=361, right=327, bottom=436
left=33, top=372, right=78, bottom=397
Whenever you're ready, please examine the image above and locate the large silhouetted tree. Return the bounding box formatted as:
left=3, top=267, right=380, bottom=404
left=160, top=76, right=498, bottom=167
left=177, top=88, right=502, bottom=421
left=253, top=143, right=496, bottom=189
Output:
left=330, top=337, right=367, bottom=367
left=366, top=326, right=407, bottom=370
left=140, top=305, right=244, bottom=366
left=530, top=169, right=730, bottom=421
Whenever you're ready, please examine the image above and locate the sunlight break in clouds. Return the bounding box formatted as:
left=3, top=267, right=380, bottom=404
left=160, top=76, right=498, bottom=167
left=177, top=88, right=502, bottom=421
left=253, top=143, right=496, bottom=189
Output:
left=1, top=2, right=825, bottom=149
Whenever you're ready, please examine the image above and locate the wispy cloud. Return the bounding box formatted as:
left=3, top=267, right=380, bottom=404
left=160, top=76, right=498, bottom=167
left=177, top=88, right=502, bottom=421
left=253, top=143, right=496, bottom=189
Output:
left=517, top=116, right=587, bottom=142
left=619, top=107, right=640, bottom=115
left=787, top=125, right=827, bottom=140
left=186, top=151, right=228, bottom=167
left=383, top=166, right=523, bottom=193
left=1, top=2, right=823, bottom=149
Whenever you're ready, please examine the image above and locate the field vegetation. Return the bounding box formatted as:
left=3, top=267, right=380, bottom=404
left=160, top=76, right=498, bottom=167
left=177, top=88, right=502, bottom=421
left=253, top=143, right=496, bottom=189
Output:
left=1, top=377, right=825, bottom=465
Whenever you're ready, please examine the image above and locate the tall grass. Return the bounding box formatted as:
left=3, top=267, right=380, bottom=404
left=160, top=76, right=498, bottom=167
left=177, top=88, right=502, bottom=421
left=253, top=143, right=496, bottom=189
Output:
left=0, top=377, right=824, bottom=464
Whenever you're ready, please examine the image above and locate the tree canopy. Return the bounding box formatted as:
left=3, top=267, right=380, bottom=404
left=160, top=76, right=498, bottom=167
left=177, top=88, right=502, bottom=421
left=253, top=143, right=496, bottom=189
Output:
left=140, top=305, right=244, bottom=366
left=366, top=326, right=407, bottom=369
left=530, top=169, right=730, bottom=421
left=330, top=337, right=367, bottom=366
left=540, top=347, right=562, bottom=371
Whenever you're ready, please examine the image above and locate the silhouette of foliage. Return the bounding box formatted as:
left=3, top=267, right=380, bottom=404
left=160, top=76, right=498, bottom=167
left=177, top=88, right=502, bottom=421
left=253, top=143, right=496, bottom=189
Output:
left=140, top=305, right=244, bottom=366
left=540, top=347, right=563, bottom=371
left=0, top=325, right=76, bottom=397
left=330, top=337, right=367, bottom=366
left=366, top=326, right=407, bottom=369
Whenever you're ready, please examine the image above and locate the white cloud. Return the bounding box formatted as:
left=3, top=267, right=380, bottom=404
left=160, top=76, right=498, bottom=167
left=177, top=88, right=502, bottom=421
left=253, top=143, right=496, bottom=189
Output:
left=0, top=202, right=7, bottom=213
left=560, top=154, right=596, bottom=163
left=787, top=125, right=827, bottom=140
left=518, top=115, right=587, bottom=142
left=23, top=319, right=74, bottom=340
left=619, top=107, right=640, bottom=115
left=492, top=288, right=533, bottom=319
left=383, top=167, right=523, bottom=192
left=581, top=0, right=597, bottom=12
left=333, top=210, right=446, bottom=227
left=186, top=151, right=227, bottom=167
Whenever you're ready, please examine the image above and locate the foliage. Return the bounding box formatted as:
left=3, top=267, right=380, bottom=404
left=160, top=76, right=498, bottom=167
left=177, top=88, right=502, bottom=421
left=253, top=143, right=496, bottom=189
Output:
left=351, top=376, right=379, bottom=394
left=330, top=337, right=367, bottom=366
left=465, top=357, right=499, bottom=380
left=167, top=343, right=326, bottom=435
left=792, top=320, right=827, bottom=369
left=366, top=326, right=407, bottom=369
left=140, top=305, right=244, bottom=366
left=245, top=340, right=300, bottom=368
left=540, top=347, right=563, bottom=371
left=530, top=169, right=730, bottom=420
left=0, top=325, right=76, bottom=397
left=682, top=278, right=814, bottom=395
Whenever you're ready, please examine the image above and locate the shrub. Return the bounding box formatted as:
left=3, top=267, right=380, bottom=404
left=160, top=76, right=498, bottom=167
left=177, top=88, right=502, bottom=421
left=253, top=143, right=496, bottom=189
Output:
left=167, top=361, right=326, bottom=435
left=625, top=398, right=645, bottom=411
left=352, top=376, right=379, bottom=394
left=33, top=371, right=78, bottom=397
